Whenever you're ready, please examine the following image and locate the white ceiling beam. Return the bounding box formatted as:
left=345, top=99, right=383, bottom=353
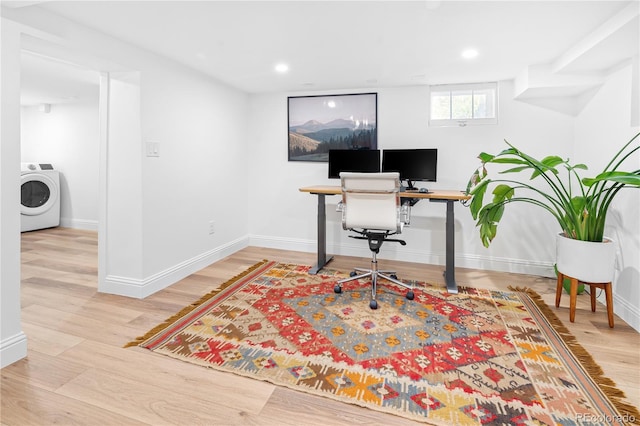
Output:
left=552, top=2, right=639, bottom=74
left=1, top=1, right=51, bottom=9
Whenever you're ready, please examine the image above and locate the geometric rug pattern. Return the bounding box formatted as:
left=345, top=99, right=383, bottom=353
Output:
left=130, top=260, right=637, bottom=425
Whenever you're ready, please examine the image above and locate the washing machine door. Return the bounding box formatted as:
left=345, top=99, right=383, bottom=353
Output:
left=21, top=173, right=59, bottom=216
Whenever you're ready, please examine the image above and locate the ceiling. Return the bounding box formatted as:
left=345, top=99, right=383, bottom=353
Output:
left=6, top=0, right=639, bottom=104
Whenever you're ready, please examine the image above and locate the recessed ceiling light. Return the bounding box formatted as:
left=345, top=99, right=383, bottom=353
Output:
left=275, top=63, right=289, bottom=73
left=461, top=49, right=479, bottom=59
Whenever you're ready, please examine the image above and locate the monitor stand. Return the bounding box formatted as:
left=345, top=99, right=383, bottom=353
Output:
left=400, top=180, right=422, bottom=207
left=401, top=180, right=419, bottom=192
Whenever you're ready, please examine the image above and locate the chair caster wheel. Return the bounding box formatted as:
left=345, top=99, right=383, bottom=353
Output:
left=406, top=291, right=415, bottom=300
left=334, top=285, right=342, bottom=294
left=350, top=271, right=358, bottom=277
left=390, top=274, right=398, bottom=279
left=369, top=300, right=378, bottom=309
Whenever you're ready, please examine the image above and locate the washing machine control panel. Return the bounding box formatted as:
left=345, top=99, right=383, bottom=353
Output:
left=21, top=163, right=54, bottom=172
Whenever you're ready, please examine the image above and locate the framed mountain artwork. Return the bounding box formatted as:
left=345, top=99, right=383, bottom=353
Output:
left=287, top=93, right=377, bottom=162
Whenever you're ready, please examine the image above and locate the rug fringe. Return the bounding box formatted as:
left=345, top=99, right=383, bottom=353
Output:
left=123, top=260, right=271, bottom=348
left=509, top=286, right=640, bottom=425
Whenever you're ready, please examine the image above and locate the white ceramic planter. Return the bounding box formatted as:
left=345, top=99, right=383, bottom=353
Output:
left=556, top=233, right=616, bottom=283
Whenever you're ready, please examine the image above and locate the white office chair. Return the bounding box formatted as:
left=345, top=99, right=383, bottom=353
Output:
left=334, top=172, right=415, bottom=309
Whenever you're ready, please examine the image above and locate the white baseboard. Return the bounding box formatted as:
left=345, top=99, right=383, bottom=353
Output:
left=612, top=293, right=640, bottom=331
left=99, top=236, right=249, bottom=298
left=60, top=217, right=99, bottom=231
left=248, top=235, right=555, bottom=277
left=457, top=254, right=555, bottom=278
left=0, top=331, right=27, bottom=369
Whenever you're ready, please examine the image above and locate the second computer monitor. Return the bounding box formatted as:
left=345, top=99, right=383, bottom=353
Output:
left=382, top=148, right=437, bottom=189
left=328, top=149, right=381, bottom=179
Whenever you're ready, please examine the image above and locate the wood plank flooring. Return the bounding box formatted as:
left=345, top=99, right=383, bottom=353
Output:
left=2, top=227, right=639, bottom=425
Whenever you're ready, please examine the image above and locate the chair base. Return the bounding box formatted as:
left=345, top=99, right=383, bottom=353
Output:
left=334, top=258, right=414, bottom=309
left=555, top=272, right=614, bottom=328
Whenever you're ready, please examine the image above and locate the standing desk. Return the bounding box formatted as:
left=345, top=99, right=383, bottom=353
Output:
left=299, top=186, right=470, bottom=294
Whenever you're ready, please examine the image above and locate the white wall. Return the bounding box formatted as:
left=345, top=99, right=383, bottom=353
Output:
left=104, top=73, right=144, bottom=283
left=139, top=60, right=250, bottom=281
left=8, top=7, right=250, bottom=298
left=1, top=17, right=28, bottom=368
left=247, top=82, right=575, bottom=277
left=574, top=61, right=640, bottom=330
left=21, top=97, right=100, bottom=230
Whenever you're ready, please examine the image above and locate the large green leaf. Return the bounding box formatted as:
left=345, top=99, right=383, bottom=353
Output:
left=569, top=196, right=587, bottom=214
left=489, top=158, right=528, bottom=165
left=485, top=203, right=505, bottom=223
left=468, top=179, right=490, bottom=219
left=583, top=171, right=640, bottom=187
left=500, top=166, right=532, bottom=174
left=479, top=222, right=497, bottom=247
left=530, top=155, right=562, bottom=178
left=477, top=208, right=502, bottom=247
left=475, top=203, right=505, bottom=247
left=465, top=169, right=481, bottom=194
left=492, top=184, right=514, bottom=203
left=497, top=147, right=517, bottom=156
left=478, top=152, right=494, bottom=162
left=571, top=163, right=588, bottom=171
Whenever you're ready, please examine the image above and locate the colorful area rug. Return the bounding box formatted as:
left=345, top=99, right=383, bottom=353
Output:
left=127, top=260, right=639, bottom=425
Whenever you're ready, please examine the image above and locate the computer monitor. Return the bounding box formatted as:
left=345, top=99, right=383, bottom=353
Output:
left=382, top=148, right=438, bottom=190
left=328, top=149, right=381, bottom=179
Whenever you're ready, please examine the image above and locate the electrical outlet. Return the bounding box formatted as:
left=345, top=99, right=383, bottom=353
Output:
left=208, top=220, right=215, bottom=235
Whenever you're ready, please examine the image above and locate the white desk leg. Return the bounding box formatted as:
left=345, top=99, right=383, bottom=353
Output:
left=309, top=193, right=333, bottom=274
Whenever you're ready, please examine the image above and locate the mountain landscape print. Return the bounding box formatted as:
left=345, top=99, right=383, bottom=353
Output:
left=288, top=93, right=377, bottom=162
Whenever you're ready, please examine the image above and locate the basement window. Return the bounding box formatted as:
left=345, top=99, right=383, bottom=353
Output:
left=429, top=82, right=498, bottom=127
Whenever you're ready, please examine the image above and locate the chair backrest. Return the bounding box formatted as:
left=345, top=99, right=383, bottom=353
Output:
left=340, top=172, right=402, bottom=233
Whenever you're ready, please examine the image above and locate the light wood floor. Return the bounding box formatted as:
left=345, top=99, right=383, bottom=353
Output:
left=2, top=227, right=639, bottom=425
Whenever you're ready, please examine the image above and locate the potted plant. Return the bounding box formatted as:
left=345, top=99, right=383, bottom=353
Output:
left=464, top=132, right=640, bottom=285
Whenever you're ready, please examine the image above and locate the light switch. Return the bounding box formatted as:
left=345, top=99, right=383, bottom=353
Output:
left=146, top=142, right=160, bottom=157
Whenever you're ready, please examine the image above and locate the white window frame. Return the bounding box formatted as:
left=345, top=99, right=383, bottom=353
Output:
left=429, top=82, right=498, bottom=127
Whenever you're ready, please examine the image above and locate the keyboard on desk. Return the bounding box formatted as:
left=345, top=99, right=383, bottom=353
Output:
left=401, top=188, right=429, bottom=194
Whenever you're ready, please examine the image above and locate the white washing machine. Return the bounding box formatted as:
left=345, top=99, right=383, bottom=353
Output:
left=20, top=163, right=61, bottom=232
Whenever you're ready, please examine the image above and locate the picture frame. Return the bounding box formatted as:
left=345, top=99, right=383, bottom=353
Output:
left=287, top=93, right=377, bottom=162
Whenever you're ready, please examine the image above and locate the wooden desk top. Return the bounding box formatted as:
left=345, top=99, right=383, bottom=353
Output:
left=299, top=185, right=470, bottom=201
